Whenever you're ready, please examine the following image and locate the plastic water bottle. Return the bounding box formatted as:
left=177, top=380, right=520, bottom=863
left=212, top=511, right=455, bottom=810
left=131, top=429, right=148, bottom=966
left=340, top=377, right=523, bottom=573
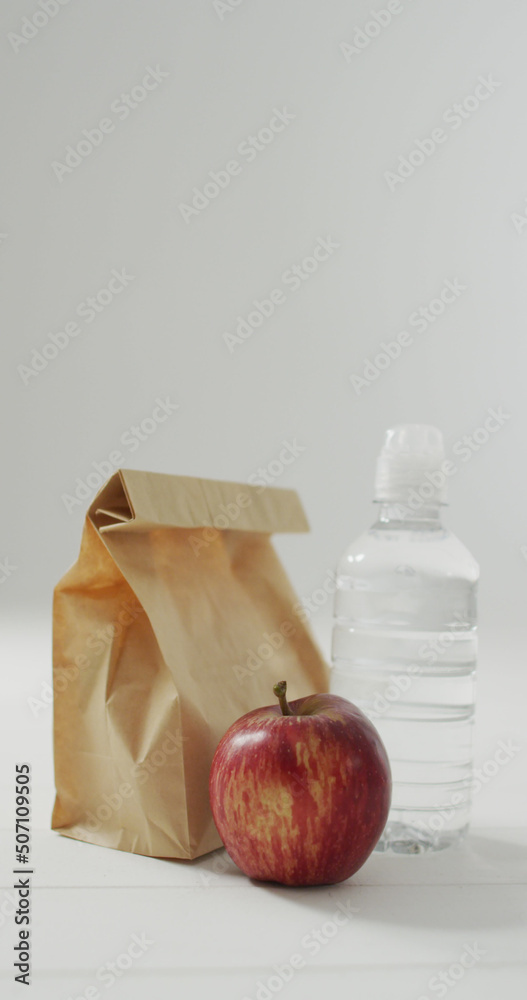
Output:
left=330, top=425, right=479, bottom=853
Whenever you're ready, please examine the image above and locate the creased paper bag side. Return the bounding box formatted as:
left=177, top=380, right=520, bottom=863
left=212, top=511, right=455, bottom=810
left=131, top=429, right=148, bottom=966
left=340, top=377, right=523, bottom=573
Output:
left=51, top=516, right=192, bottom=858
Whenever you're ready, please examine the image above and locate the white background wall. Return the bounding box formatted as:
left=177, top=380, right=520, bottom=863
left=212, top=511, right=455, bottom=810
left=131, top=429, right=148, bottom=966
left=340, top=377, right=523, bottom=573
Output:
left=2, top=0, right=526, bottom=636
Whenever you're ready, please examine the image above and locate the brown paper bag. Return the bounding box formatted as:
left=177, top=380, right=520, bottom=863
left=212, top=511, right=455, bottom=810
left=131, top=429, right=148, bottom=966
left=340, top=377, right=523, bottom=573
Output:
left=52, top=469, right=328, bottom=859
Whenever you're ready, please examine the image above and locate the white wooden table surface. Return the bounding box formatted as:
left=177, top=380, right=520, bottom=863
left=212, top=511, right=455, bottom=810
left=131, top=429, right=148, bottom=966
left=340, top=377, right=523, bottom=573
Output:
left=1, top=616, right=526, bottom=999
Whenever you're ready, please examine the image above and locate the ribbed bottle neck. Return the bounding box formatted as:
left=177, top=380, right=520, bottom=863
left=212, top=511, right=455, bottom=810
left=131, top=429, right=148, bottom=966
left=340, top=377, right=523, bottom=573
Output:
left=373, top=501, right=444, bottom=525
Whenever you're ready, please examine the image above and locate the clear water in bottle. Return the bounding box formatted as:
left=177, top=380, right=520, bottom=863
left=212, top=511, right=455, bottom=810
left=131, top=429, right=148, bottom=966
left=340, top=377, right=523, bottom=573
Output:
left=330, top=426, right=479, bottom=853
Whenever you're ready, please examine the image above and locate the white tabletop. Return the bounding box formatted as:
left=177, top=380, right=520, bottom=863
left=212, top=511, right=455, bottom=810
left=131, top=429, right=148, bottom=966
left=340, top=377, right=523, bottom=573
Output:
left=1, top=615, right=526, bottom=999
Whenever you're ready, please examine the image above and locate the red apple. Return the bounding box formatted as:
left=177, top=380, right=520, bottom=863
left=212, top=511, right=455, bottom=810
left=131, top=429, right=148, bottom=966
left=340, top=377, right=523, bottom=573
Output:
left=209, top=680, right=391, bottom=886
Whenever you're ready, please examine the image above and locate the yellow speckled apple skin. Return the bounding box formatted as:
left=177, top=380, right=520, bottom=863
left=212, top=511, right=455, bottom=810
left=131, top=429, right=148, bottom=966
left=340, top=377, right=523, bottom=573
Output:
left=209, top=693, right=391, bottom=886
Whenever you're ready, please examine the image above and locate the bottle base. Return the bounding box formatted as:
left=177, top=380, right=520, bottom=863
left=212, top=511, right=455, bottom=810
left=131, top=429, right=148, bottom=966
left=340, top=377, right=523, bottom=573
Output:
left=374, top=820, right=469, bottom=855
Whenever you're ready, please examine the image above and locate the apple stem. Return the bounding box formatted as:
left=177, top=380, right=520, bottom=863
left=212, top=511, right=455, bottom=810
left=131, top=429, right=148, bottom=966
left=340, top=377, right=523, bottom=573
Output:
left=273, top=680, right=294, bottom=716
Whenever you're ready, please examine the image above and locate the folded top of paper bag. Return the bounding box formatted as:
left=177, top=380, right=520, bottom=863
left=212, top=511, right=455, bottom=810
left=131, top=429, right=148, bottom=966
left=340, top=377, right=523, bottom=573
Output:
left=89, top=468, right=310, bottom=535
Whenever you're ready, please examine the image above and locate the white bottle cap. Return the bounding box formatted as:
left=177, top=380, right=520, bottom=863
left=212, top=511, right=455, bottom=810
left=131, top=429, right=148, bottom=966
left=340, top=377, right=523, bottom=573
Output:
left=374, top=425, right=447, bottom=504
